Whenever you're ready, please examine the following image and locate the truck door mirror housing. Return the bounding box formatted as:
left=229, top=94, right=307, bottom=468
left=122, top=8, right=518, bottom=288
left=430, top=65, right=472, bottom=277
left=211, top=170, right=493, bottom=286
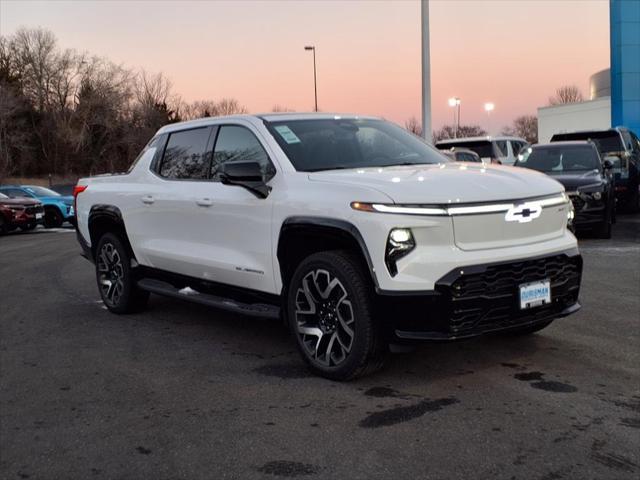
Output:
left=219, top=161, right=271, bottom=198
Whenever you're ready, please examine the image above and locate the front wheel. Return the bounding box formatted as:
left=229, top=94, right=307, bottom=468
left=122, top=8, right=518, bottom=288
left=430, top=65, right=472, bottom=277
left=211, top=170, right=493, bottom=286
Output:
left=95, top=233, right=149, bottom=314
left=44, top=207, right=63, bottom=228
left=286, top=250, right=385, bottom=381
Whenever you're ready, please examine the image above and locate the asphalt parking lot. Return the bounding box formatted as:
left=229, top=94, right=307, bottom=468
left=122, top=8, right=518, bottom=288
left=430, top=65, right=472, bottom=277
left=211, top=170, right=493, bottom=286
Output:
left=1, top=218, right=639, bottom=480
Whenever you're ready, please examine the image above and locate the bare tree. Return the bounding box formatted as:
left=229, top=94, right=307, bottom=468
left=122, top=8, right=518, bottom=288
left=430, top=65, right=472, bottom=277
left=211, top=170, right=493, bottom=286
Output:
left=433, top=125, right=486, bottom=142
left=548, top=85, right=584, bottom=105
left=214, top=98, right=247, bottom=116
left=404, top=117, right=422, bottom=136
left=501, top=115, right=538, bottom=144
left=271, top=105, right=294, bottom=113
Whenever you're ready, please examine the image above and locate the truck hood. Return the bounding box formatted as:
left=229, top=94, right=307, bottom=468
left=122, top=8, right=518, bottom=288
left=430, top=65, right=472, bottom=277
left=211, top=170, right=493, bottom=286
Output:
left=0, top=197, right=41, bottom=207
left=308, top=163, right=564, bottom=204
left=542, top=170, right=605, bottom=192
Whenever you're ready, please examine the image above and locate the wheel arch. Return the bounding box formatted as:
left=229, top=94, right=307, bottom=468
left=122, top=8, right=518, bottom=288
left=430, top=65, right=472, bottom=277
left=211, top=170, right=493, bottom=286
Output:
left=276, top=217, right=379, bottom=293
left=88, top=205, right=134, bottom=260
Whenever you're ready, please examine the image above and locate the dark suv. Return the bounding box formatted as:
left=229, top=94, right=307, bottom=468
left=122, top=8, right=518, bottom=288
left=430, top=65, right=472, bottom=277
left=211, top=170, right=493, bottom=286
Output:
left=551, top=127, right=640, bottom=212
left=516, top=141, right=615, bottom=238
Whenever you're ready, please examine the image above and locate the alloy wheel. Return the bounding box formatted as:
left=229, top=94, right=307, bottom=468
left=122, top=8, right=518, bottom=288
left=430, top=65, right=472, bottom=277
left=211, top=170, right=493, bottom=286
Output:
left=294, top=269, right=355, bottom=367
left=97, top=242, right=125, bottom=306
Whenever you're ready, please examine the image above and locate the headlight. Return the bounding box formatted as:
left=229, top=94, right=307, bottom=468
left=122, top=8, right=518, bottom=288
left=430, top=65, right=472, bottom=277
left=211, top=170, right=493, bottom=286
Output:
left=591, top=191, right=602, bottom=201
left=385, top=228, right=415, bottom=276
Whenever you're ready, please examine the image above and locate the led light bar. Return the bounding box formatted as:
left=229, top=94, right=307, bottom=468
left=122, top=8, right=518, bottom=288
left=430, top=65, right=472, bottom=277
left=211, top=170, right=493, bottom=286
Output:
left=351, top=194, right=568, bottom=217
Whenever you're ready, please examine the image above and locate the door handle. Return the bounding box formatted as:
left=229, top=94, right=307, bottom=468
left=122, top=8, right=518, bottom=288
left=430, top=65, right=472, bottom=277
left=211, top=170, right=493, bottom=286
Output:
left=196, top=198, right=214, bottom=207
left=141, top=195, right=155, bottom=205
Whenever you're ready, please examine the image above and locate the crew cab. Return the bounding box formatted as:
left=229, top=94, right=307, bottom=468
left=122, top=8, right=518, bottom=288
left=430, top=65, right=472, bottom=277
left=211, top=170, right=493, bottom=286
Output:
left=75, top=114, right=582, bottom=380
left=0, top=185, right=75, bottom=227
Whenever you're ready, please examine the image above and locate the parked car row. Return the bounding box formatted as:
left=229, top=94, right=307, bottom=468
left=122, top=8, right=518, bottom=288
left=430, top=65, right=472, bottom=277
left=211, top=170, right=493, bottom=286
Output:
left=434, top=126, right=639, bottom=240
left=0, top=185, right=75, bottom=231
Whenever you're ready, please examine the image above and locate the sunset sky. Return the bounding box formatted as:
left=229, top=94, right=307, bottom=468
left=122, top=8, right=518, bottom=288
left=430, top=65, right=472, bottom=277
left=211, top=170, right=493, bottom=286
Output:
left=0, top=0, right=610, bottom=132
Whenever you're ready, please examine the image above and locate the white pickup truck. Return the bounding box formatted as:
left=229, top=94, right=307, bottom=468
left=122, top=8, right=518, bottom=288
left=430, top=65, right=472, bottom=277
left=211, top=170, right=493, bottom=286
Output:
left=75, top=113, right=582, bottom=380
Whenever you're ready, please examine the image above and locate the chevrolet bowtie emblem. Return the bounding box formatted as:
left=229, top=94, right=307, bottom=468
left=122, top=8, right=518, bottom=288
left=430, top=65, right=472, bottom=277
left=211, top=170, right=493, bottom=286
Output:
left=505, top=203, right=542, bottom=223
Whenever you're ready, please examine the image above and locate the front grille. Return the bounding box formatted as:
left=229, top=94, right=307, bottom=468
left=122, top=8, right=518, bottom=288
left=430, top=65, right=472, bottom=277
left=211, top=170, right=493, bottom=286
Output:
left=437, top=253, right=582, bottom=336
left=24, top=205, right=43, bottom=214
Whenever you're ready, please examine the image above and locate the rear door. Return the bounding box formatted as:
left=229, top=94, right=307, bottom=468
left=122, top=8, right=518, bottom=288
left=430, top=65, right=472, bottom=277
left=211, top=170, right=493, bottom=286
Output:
left=133, top=126, right=216, bottom=272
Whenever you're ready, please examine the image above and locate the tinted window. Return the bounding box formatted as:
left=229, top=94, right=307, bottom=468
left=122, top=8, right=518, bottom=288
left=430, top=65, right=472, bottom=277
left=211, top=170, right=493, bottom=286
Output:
left=25, top=186, right=60, bottom=197
left=160, top=127, right=211, bottom=179
left=495, top=141, right=508, bottom=157
left=437, top=140, right=494, bottom=159
left=456, top=152, right=480, bottom=162
left=211, top=126, right=273, bottom=180
left=551, top=131, right=623, bottom=154
left=267, top=119, right=445, bottom=172
left=516, top=146, right=600, bottom=172
left=1, top=188, right=30, bottom=198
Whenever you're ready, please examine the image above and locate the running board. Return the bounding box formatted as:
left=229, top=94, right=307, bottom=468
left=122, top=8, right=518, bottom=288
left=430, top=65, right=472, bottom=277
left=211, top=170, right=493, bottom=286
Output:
left=136, top=278, right=280, bottom=319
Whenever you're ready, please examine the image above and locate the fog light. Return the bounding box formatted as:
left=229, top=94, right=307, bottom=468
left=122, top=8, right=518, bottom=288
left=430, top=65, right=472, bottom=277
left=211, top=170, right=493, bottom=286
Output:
left=385, top=228, right=415, bottom=277
left=390, top=228, right=412, bottom=243
left=592, top=191, right=602, bottom=201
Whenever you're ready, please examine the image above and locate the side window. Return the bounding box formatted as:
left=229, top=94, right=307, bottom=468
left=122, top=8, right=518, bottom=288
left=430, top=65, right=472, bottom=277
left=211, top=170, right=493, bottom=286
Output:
left=621, top=131, right=633, bottom=152
left=159, top=127, right=212, bottom=180
left=511, top=141, right=522, bottom=156
left=211, top=125, right=274, bottom=181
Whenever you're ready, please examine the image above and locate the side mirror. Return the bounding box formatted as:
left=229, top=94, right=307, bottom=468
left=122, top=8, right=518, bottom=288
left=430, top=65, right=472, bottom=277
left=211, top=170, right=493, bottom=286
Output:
left=219, top=161, right=271, bottom=198
left=603, top=155, right=619, bottom=170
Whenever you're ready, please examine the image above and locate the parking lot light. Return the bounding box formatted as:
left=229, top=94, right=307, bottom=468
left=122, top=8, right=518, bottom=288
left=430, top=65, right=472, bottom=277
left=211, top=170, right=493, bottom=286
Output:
left=448, top=97, right=461, bottom=138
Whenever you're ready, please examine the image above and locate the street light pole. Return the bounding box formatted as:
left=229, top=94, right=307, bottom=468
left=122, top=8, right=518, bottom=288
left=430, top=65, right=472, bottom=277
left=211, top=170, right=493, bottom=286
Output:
left=484, top=102, right=495, bottom=135
left=448, top=97, right=461, bottom=138
left=304, top=46, right=318, bottom=112
left=421, top=0, right=432, bottom=143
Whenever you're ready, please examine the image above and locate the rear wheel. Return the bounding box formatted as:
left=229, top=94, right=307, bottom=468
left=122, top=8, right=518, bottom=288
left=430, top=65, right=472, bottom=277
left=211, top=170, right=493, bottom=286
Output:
left=0, top=216, right=6, bottom=234
left=95, top=233, right=149, bottom=314
left=286, top=250, right=384, bottom=380
left=44, top=207, right=63, bottom=228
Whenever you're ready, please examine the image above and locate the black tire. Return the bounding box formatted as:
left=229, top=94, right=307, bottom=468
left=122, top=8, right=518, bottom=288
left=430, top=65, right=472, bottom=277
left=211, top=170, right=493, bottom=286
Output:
left=95, top=233, right=149, bottom=314
left=504, top=319, right=554, bottom=336
left=44, top=207, right=63, bottom=228
left=20, top=224, right=37, bottom=232
left=595, top=204, right=612, bottom=239
left=286, top=250, right=385, bottom=381
left=0, top=216, right=7, bottom=234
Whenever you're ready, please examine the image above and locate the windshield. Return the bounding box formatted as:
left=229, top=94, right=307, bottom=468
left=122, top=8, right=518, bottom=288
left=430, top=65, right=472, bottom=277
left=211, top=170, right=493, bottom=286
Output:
left=436, top=140, right=498, bottom=159
left=25, top=186, right=60, bottom=197
left=551, top=131, right=623, bottom=154
left=516, top=145, right=600, bottom=172
left=265, top=118, right=447, bottom=172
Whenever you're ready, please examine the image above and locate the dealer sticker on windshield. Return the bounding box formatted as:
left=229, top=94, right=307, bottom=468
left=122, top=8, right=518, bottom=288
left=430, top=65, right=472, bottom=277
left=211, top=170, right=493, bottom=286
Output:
left=274, top=125, right=301, bottom=144
left=519, top=280, right=551, bottom=309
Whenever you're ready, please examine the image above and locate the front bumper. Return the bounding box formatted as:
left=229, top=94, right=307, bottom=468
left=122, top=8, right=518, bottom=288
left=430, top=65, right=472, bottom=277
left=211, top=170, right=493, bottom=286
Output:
left=379, top=249, right=582, bottom=342
left=569, top=195, right=607, bottom=229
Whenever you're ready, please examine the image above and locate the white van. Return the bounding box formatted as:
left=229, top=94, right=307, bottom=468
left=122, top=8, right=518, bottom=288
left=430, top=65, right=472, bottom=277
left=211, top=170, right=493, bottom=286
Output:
left=435, top=136, right=528, bottom=165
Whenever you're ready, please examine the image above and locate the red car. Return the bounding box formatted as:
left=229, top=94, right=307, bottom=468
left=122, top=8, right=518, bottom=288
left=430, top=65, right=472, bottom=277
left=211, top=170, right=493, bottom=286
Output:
left=0, top=192, right=44, bottom=233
